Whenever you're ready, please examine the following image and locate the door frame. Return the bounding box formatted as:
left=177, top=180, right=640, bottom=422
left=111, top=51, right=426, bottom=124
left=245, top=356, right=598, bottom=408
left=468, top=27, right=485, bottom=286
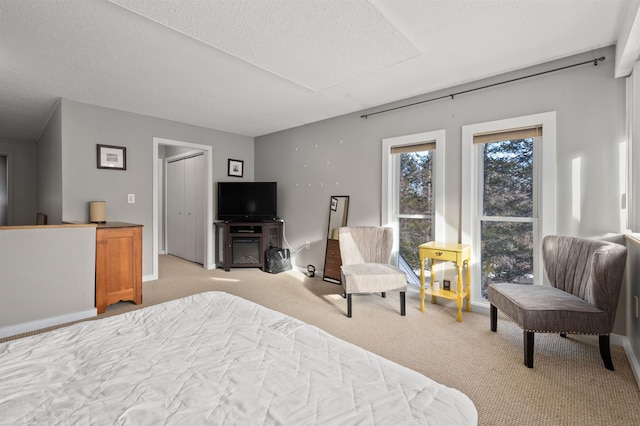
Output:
left=152, top=137, right=214, bottom=280
left=0, top=152, right=13, bottom=226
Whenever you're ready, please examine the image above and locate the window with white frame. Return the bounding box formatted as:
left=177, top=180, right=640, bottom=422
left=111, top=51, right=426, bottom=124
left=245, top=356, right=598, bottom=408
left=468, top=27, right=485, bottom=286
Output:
left=382, top=130, right=445, bottom=284
left=628, top=63, right=640, bottom=232
left=462, top=113, right=556, bottom=305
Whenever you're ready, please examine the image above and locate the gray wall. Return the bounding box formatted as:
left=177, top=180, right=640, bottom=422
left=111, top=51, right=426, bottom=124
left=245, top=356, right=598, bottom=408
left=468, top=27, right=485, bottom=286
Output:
left=627, top=236, right=640, bottom=371
left=255, top=46, right=629, bottom=335
left=0, top=137, right=37, bottom=226
left=256, top=44, right=640, bottom=371
left=626, top=64, right=640, bottom=379
left=255, top=46, right=626, bottom=267
left=0, top=225, right=96, bottom=337
left=37, top=103, right=63, bottom=224
left=56, top=99, right=254, bottom=277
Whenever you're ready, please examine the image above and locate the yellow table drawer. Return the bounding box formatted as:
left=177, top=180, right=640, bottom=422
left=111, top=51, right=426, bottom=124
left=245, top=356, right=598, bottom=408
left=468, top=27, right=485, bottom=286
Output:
left=421, top=248, right=458, bottom=263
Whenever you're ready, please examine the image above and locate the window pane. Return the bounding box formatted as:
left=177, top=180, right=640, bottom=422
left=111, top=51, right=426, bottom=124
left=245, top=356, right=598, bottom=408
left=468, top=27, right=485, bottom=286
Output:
left=400, top=152, right=432, bottom=215
left=480, top=221, right=533, bottom=299
left=483, top=139, right=533, bottom=217
left=399, top=217, right=432, bottom=273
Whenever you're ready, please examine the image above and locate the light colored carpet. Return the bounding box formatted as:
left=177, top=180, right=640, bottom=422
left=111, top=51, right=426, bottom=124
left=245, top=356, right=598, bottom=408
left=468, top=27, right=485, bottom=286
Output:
left=4, top=254, right=640, bottom=425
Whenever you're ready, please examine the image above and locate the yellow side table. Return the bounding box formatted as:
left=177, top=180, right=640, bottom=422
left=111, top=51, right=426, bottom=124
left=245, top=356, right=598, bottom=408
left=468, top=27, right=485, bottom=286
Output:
left=419, top=242, right=471, bottom=322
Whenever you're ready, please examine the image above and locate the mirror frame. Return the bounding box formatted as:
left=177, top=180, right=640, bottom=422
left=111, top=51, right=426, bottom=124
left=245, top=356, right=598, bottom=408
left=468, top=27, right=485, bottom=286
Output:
left=323, top=196, right=349, bottom=284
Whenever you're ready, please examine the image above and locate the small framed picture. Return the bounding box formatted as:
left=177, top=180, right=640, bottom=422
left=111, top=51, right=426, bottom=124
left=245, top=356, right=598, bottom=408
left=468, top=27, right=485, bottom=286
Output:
left=97, top=144, right=126, bottom=170
left=228, top=159, right=244, bottom=177
left=443, top=279, right=451, bottom=291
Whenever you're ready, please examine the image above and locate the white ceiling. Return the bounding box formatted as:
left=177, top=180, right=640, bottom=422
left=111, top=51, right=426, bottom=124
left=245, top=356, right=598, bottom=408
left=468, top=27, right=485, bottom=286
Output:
left=1, top=0, right=639, bottom=142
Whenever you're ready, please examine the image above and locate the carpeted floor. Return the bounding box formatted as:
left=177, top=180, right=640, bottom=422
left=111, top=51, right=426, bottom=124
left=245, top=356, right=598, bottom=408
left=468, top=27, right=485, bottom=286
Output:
left=4, top=254, right=640, bottom=425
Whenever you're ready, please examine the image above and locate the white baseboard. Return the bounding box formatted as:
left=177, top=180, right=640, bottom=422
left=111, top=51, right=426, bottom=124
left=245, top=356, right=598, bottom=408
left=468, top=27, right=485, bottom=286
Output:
left=622, top=337, right=640, bottom=390
left=0, top=308, right=97, bottom=339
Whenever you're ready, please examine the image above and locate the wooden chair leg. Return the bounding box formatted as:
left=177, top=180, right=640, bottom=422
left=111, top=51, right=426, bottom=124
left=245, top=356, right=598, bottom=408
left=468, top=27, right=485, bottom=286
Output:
left=400, top=291, right=406, bottom=316
left=599, top=335, right=614, bottom=371
left=347, top=294, right=352, bottom=318
left=490, top=304, right=497, bottom=332
left=524, top=331, right=534, bottom=368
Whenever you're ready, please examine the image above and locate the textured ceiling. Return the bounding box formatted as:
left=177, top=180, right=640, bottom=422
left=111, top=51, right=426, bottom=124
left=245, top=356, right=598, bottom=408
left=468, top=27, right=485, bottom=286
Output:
left=0, top=0, right=638, bottom=142
left=108, top=0, right=421, bottom=91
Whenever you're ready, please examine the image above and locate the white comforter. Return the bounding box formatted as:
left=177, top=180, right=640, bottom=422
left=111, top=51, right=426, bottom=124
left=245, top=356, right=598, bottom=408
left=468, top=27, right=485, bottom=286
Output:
left=0, top=292, right=477, bottom=425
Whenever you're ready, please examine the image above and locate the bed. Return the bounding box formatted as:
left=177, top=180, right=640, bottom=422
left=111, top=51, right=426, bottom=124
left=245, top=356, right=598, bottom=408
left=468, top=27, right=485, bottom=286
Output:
left=0, top=291, right=477, bottom=425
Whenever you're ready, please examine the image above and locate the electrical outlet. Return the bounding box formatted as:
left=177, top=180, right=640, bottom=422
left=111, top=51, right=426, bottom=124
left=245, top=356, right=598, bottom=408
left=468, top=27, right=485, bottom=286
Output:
left=305, top=241, right=310, bottom=249
left=128, top=194, right=135, bottom=204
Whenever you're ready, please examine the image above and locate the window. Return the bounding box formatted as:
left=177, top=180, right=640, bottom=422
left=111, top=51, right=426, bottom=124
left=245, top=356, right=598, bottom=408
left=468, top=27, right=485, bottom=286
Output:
left=398, top=147, right=433, bottom=278
left=462, top=113, right=556, bottom=305
left=628, top=63, right=640, bottom=232
left=382, top=130, right=445, bottom=283
left=478, top=134, right=537, bottom=298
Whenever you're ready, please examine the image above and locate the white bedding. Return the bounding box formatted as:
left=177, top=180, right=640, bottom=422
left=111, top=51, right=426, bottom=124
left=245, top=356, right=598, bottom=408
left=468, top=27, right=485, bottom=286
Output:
left=0, top=292, right=477, bottom=425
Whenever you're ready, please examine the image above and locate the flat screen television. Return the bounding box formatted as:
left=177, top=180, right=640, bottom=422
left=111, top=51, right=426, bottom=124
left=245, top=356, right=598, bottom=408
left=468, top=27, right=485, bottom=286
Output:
left=217, top=182, right=278, bottom=222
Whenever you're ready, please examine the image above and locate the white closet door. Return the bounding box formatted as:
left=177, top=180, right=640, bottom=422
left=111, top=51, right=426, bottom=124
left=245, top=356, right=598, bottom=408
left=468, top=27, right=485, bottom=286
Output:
left=193, top=155, right=205, bottom=264
left=167, top=159, right=186, bottom=258
left=167, top=154, right=205, bottom=264
left=183, top=156, right=197, bottom=262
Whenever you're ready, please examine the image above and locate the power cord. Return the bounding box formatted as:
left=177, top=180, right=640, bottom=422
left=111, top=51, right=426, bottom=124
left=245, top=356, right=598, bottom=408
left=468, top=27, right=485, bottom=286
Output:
left=280, top=219, right=306, bottom=254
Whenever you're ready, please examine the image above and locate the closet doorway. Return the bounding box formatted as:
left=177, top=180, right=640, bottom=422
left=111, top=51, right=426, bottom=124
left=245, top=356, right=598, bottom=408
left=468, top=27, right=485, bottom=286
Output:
left=166, top=153, right=205, bottom=264
left=152, top=137, right=214, bottom=281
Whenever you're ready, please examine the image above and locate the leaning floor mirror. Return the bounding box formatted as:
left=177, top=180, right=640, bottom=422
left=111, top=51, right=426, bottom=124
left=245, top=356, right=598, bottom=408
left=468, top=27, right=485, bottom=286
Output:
left=322, top=196, right=349, bottom=284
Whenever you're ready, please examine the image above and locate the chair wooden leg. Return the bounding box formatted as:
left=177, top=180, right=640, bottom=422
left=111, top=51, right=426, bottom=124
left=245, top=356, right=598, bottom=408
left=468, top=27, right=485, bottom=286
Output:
left=599, top=335, right=614, bottom=371
left=490, top=304, right=497, bottom=332
left=524, top=331, right=534, bottom=368
left=400, top=291, right=406, bottom=316
left=347, top=294, right=352, bottom=318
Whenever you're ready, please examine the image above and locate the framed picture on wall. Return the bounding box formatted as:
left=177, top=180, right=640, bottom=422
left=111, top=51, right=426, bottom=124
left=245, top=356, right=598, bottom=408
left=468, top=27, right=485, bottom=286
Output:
left=228, top=159, right=244, bottom=177
left=330, top=197, right=338, bottom=211
left=97, top=144, right=126, bottom=170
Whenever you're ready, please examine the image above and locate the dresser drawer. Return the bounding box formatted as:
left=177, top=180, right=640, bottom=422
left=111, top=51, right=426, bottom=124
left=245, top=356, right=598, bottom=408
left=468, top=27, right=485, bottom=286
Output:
left=421, top=248, right=458, bottom=263
left=324, top=265, right=342, bottom=279
left=324, top=239, right=343, bottom=282
left=326, top=239, right=340, bottom=254
left=325, top=254, right=341, bottom=265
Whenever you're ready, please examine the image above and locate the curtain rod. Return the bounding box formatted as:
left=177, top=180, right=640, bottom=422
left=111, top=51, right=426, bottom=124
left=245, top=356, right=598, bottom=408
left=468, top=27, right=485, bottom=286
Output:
left=360, top=56, right=605, bottom=119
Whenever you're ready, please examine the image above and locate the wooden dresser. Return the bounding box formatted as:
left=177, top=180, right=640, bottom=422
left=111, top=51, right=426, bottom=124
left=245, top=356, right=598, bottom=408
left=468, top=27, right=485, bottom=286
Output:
left=95, top=222, right=142, bottom=314
left=323, top=238, right=342, bottom=284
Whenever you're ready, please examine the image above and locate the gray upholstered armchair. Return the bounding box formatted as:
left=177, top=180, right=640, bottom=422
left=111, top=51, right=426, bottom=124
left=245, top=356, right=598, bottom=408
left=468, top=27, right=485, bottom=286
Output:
left=338, top=226, right=407, bottom=318
left=488, top=235, right=627, bottom=369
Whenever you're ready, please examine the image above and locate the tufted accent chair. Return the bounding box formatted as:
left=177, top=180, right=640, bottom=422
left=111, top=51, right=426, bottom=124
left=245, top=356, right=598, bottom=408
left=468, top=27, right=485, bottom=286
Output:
left=488, top=235, right=627, bottom=369
left=339, top=227, right=407, bottom=318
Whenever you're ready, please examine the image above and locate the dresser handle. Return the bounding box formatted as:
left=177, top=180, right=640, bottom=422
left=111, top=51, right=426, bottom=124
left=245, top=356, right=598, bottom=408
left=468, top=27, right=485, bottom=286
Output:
left=435, top=251, right=443, bottom=256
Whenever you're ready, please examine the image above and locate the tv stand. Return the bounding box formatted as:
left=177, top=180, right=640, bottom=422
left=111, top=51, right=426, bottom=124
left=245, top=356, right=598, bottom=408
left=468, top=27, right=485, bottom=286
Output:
left=215, top=221, right=283, bottom=271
